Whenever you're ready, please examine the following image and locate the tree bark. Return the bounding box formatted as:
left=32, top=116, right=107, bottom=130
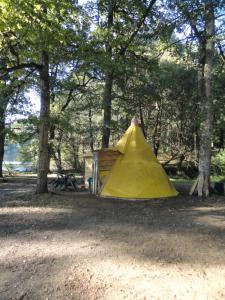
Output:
left=152, top=101, right=162, bottom=157
left=36, top=50, right=50, bottom=193
left=102, top=3, right=114, bottom=148
left=139, top=104, right=146, bottom=138
left=197, top=1, right=214, bottom=197
left=0, top=109, right=5, bottom=177
left=101, top=0, right=157, bottom=148
left=219, top=128, right=224, bottom=149
left=89, top=107, right=94, bottom=151
left=102, top=71, right=113, bottom=148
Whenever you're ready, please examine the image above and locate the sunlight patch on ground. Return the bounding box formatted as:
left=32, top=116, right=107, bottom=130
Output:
left=1, top=235, right=225, bottom=299
left=0, top=236, right=101, bottom=262
left=65, top=257, right=225, bottom=300
left=0, top=207, right=72, bottom=215
left=1, top=223, right=225, bottom=299
left=194, top=215, right=225, bottom=228
left=191, top=206, right=225, bottom=212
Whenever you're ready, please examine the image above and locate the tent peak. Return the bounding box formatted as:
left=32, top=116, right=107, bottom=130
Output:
left=131, top=116, right=139, bottom=126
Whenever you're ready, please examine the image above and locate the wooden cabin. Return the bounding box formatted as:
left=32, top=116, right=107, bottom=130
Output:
left=84, top=149, right=121, bottom=193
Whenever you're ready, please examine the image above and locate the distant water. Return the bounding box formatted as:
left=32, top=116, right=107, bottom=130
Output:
left=3, top=144, right=33, bottom=171
left=3, top=161, right=33, bottom=171
left=4, top=144, right=20, bottom=161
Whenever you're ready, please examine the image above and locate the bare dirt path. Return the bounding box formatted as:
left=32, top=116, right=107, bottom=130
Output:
left=0, top=176, right=225, bottom=300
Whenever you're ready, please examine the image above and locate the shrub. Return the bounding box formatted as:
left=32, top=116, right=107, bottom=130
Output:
left=212, top=150, right=225, bottom=176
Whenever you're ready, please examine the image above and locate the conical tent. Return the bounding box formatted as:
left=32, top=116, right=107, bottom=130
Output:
left=100, top=121, right=178, bottom=199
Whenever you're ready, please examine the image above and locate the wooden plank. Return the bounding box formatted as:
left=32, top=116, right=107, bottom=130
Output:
left=99, top=157, right=120, bottom=171
left=99, top=154, right=120, bottom=161
left=98, top=150, right=120, bottom=158
left=99, top=161, right=118, bottom=167
left=99, top=157, right=119, bottom=164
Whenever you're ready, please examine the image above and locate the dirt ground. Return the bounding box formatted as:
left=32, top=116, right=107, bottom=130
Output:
left=0, top=176, right=225, bottom=300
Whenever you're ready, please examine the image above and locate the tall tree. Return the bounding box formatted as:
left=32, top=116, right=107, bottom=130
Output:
left=173, top=0, right=218, bottom=196
left=101, top=1, right=114, bottom=148
left=36, top=50, right=50, bottom=192
left=0, top=83, right=8, bottom=177
left=197, top=0, right=215, bottom=196
left=94, top=0, right=157, bottom=148
left=0, top=0, right=80, bottom=192
left=0, top=69, right=32, bottom=177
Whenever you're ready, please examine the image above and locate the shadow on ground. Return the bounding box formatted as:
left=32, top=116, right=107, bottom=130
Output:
left=0, top=184, right=225, bottom=264
left=1, top=176, right=225, bottom=299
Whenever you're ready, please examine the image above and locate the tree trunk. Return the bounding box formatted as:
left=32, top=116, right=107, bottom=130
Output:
left=0, top=109, right=5, bottom=177
left=89, top=107, right=94, bottom=151
left=219, top=128, right=224, bottom=149
left=152, top=101, right=162, bottom=157
left=139, top=105, right=146, bottom=138
left=36, top=50, right=50, bottom=193
left=102, top=71, right=113, bottom=148
left=51, top=147, right=62, bottom=173
left=197, top=1, right=214, bottom=197
left=102, top=3, right=114, bottom=148
left=56, top=148, right=62, bottom=172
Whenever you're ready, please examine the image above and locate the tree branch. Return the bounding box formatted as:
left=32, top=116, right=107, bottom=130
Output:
left=14, top=68, right=36, bottom=102
left=162, top=152, right=180, bottom=166
left=127, top=35, right=195, bottom=64
left=217, top=42, right=225, bottom=62
left=119, top=0, right=157, bottom=55
left=0, top=62, right=42, bottom=78
left=61, top=76, right=95, bottom=112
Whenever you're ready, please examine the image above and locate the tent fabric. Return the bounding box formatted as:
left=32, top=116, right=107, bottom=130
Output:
left=100, top=123, right=178, bottom=199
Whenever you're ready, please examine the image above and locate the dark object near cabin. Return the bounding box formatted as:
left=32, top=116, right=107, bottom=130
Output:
left=213, top=182, right=225, bottom=195
left=50, top=173, right=78, bottom=191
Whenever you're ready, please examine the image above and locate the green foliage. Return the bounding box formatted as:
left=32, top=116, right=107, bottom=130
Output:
left=19, top=140, right=38, bottom=165
left=5, top=116, right=38, bottom=168
left=212, top=150, right=225, bottom=176
left=1, top=0, right=225, bottom=177
left=0, top=0, right=80, bottom=55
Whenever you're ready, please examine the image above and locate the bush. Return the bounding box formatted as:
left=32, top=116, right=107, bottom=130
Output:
left=212, top=150, right=225, bottom=176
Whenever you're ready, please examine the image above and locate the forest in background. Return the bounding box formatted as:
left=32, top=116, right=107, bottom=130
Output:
left=0, top=0, right=225, bottom=195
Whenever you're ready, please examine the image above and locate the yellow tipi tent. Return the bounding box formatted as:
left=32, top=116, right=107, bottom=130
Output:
left=100, top=118, right=178, bottom=199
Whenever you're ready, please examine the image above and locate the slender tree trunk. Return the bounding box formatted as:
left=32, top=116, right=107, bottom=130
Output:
left=49, top=125, right=63, bottom=173
left=152, top=101, right=162, bottom=156
left=89, top=107, right=94, bottom=151
left=197, top=1, right=214, bottom=197
left=193, top=133, right=198, bottom=162
left=51, top=150, right=62, bottom=173
left=219, top=128, right=224, bottom=149
left=102, top=3, right=114, bottom=148
left=102, top=71, right=113, bottom=148
left=139, top=104, right=146, bottom=138
left=36, top=50, right=50, bottom=193
left=56, top=148, right=62, bottom=172
left=101, top=0, right=157, bottom=148
left=0, top=109, right=5, bottom=177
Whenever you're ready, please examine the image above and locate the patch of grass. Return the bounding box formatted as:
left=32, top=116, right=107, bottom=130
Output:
left=170, top=175, right=225, bottom=185
left=211, top=175, right=225, bottom=182
left=170, top=177, right=195, bottom=185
